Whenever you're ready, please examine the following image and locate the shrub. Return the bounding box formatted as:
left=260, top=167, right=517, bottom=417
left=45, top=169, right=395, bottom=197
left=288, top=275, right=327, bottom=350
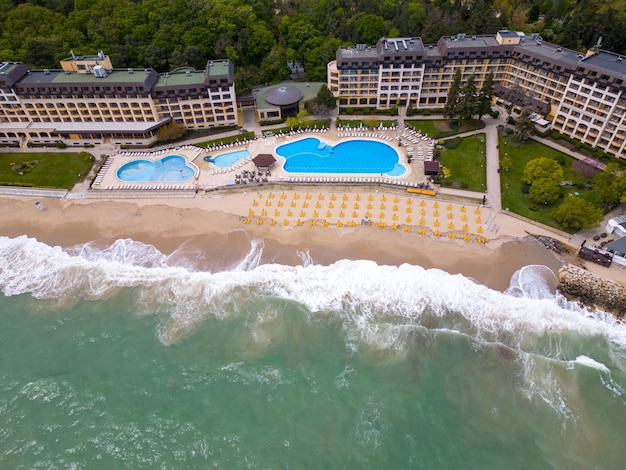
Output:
left=554, top=154, right=566, bottom=166
left=444, top=137, right=462, bottom=149
left=55, top=141, right=67, bottom=149
left=529, top=205, right=539, bottom=211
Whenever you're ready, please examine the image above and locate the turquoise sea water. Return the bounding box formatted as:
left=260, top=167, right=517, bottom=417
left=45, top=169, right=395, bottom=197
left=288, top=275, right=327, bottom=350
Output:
left=1, top=235, right=625, bottom=469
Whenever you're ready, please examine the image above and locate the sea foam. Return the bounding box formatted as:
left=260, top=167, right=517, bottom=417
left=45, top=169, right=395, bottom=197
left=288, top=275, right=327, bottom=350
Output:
left=1, top=235, right=625, bottom=350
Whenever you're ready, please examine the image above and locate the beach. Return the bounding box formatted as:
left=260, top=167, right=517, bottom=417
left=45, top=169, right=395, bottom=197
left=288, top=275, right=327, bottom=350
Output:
left=0, top=190, right=575, bottom=292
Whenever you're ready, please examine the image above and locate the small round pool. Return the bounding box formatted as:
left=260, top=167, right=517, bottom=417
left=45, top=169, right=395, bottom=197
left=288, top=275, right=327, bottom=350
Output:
left=117, top=155, right=195, bottom=182
left=276, top=137, right=405, bottom=175
left=212, top=149, right=250, bottom=168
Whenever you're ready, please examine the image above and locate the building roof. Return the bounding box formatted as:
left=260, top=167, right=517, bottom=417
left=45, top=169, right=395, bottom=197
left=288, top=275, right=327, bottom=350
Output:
left=53, top=118, right=171, bottom=134
left=252, top=153, right=276, bottom=168
left=255, top=82, right=323, bottom=110
left=605, top=237, right=626, bottom=255
left=264, top=85, right=303, bottom=106
left=154, top=69, right=206, bottom=87
left=17, top=68, right=158, bottom=86
left=424, top=161, right=440, bottom=173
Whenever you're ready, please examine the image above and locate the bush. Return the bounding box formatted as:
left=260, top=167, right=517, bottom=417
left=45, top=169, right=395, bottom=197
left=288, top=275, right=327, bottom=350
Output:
left=55, top=141, right=67, bottom=149
left=444, top=137, right=462, bottom=149
left=529, top=205, right=539, bottom=211
left=554, top=154, right=566, bottom=166
left=490, top=109, right=500, bottom=118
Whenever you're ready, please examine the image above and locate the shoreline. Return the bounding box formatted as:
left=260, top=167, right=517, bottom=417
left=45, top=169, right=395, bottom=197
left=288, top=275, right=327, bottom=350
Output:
left=0, top=192, right=582, bottom=292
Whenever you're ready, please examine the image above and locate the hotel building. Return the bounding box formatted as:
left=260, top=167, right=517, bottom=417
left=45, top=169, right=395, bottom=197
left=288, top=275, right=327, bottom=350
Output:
left=328, top=31, right=626, bottom=159
left=0, top=52, right=238, bottom=146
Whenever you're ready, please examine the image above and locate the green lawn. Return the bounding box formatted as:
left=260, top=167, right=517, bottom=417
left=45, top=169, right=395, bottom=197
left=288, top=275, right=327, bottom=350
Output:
left=498, top=132, right=587, bottom=232
left=196, top=131, right=256, bottom=148
left=0, top=151, right=95, bottom=189
left=405, top=119, right=485, bottom=139
left=438, top=134, right=487, bottom=192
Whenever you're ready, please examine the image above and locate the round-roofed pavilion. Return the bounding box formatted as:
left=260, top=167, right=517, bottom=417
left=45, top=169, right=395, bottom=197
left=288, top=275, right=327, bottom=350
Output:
left=253, top=82, right=324, bottom=122
left=263, top=86, right=303, bottom=118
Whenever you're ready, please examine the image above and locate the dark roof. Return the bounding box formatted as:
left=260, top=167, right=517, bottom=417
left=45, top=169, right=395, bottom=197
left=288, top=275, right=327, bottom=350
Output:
left=264, top=86, right=303, bottom=106
left=605, top=236, right=626, bottom=255
left=424, top=161, right=440, bottom=172
left=252, top=153, right=276, bottom=167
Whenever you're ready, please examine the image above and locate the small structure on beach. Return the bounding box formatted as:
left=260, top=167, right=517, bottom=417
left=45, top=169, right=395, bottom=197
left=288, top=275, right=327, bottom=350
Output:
left=252, top=153, right=276, bottom=171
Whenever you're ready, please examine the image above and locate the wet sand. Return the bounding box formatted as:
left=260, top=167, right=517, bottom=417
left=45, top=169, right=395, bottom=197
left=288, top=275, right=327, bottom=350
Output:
left=0, top=193, right=578, bottom=292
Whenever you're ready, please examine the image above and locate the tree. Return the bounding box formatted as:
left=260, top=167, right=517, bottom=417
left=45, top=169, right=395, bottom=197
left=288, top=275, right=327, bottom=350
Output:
left=285, top=116, right=300, bottom=129
left=353, top=14, right=386, bottom=45
left=315, top=84, right=336, bottom=110
left=529, top=177, right=561, bottom=204
left=552, top=197, right=604, bottom=231
left=156, top=121, right=187, bottom=142
left=590, top=162, right=623, bottom=207
left=458, top=74, right=477, bottom=122
left=144, top=44, right=168, bottom=71
left=514, top=107, right=536, bottom=142
left=572, top=159, right=598, bottom=186
left=443, top=69, right=462, bottom=122
left=476, top=72, right=494, bottom=119
left=522, top=157, right=564, bottom=185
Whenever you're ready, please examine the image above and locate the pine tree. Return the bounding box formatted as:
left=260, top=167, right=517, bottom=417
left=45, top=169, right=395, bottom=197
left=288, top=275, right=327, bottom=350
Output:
left=476, top=72, right=494, bottom=119
left=458, top=75, right=477, bottom=122
left=443, top=69, right=462, bottom=122
left=316, top=84, right=337, bottom=110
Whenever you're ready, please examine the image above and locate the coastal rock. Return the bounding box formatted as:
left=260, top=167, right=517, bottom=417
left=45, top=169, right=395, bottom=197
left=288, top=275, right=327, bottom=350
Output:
left=558, top=265, right=626, bottom=318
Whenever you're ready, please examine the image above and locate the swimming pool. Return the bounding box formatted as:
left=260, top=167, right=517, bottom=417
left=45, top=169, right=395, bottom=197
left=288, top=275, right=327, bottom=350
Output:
left=117, top=155, right=195, bottom=182
left=276, top=137, right=405, bottom=176
left=212, top=149, right=250, bottom=168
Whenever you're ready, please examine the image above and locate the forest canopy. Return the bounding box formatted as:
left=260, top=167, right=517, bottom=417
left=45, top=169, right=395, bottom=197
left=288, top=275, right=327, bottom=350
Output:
left=1, top=0, right=625, bottom=93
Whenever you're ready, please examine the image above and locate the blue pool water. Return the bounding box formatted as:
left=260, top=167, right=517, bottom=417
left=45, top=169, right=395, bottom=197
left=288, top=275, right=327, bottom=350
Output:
left=117, top=155, right=195, bottom=182
left=212, top=150, right=250, bottom=168
left=276, top=137, right=405, bottom=176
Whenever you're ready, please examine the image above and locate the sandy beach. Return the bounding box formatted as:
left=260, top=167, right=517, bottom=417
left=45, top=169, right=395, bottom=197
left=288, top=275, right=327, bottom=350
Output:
left=0, top=188, right=593, bottom=292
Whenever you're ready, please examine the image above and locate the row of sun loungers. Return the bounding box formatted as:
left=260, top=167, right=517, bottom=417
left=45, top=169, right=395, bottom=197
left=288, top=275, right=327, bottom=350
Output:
left=92, top=157, right=114, bottom=186
left=205, top=139, right=253, bottom=152
left=210, top=157, right=252, bottom=175
left=282, top=176, right=430, bottom=188
left=337, top=132, right=394, bottom=141
left=103, top=184, right=196, bottom=191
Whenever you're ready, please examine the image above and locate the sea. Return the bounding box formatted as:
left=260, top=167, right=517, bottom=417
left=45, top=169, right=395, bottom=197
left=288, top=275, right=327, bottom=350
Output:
left=1, top=231, right=625, bottom=469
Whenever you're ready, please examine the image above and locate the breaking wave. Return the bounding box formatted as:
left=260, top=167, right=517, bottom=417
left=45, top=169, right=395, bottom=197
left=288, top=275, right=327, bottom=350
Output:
left=1, top=235, right=624, bottom=353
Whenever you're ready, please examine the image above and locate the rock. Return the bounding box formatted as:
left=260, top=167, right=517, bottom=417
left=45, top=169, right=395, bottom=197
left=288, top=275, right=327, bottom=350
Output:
left=558, top=265, right=626, bottom=318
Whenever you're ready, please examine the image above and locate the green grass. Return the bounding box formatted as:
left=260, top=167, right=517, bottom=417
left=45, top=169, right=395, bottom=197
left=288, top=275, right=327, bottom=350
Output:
left=195, top=131, right=256, bottom=149
left=498, top=131, right=588, bottom=232
left=405, top=119, right=485, bottom=139
left=437, top=134, right=487, bottom=192
left=0, top=152, right=95, bottom=189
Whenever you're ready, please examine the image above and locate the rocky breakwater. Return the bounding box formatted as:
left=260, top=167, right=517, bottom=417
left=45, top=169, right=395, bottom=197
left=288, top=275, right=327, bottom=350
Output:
left=558, top=265, right=626, bottom=318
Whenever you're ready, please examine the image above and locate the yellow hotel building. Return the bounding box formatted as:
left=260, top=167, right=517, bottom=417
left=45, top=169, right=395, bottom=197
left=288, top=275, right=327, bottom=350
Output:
left=0, top=52, right=238, bottom=147
left=328, top=31, right=626, bottom=159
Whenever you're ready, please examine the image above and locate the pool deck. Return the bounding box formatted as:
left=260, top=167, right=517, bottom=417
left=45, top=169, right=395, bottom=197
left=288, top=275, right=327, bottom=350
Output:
left=90, top=127, right=436, bottom=194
